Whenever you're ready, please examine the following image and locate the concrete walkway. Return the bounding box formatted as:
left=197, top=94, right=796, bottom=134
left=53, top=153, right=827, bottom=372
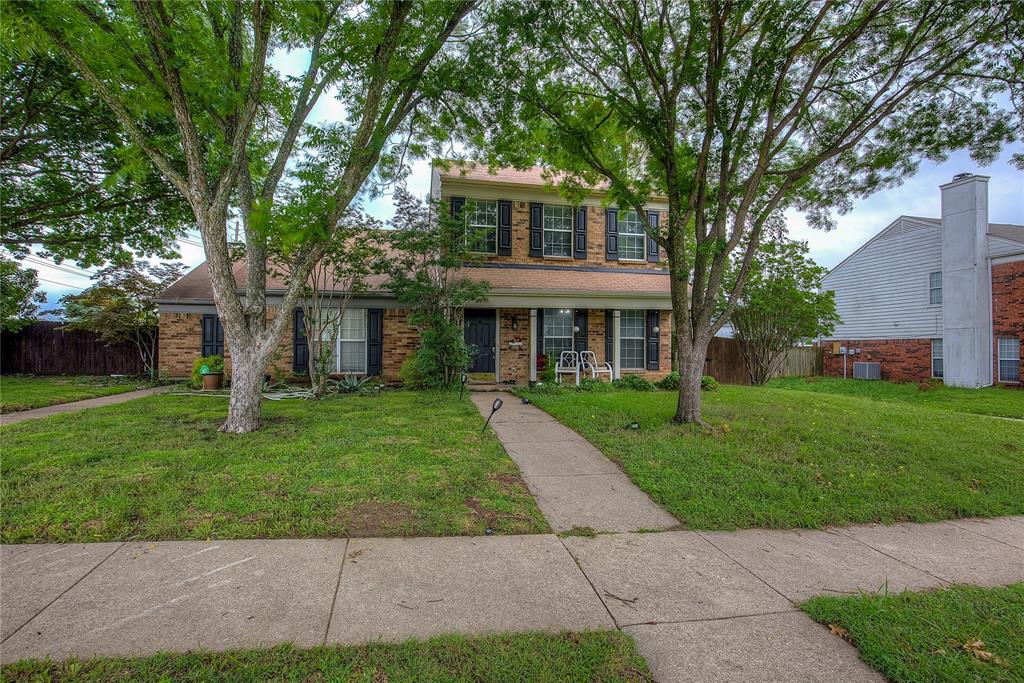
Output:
left=1, top=518, right=1022, bottom=679
left=471, top=392, right=678, bottom=533
left=0, top=387, right=168, bottom=426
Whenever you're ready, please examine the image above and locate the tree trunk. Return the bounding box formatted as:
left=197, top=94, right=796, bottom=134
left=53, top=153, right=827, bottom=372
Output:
left=674, top=331, right=711, bottom=425
left=220, top=347, right=265, bottom=433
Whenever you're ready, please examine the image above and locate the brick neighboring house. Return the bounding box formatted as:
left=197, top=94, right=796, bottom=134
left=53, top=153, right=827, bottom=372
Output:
left=821, top=173, right=1023, bottom=386
left=156, top=162, right=673, bottom=383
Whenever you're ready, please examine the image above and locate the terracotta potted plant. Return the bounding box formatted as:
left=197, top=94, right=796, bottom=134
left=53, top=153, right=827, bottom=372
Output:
left=192, top=354, right=225, bottom=390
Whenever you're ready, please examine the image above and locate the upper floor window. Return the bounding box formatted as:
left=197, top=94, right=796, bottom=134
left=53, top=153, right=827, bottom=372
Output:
left=618, top=210, right=646, bottom=260
left=543, top=205, right=573, bottom=257
left=620, top=310, right=645, bottom=369
left=466, top=200, right=497, bottom=254
left=931, top=338, right=943, bottom=379
left=929, top=271, right=942, bottom=305
left=998, top=337, right=1020, bottom=382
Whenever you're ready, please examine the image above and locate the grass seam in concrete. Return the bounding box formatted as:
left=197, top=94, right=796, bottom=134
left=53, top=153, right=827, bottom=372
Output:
left=322, top=538, right=349, bottom=645
left=0, top=542, right=125, bottom=645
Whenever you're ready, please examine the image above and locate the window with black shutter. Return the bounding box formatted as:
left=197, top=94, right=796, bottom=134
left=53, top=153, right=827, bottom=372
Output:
left=646, top=211, right=661, bottom=262
left=605, top=208, right=619, bottom=260
left=529, top=202, right=544, bottom=256
left=646, top=310, right=661, bottom=371
left=367, top=308, right=384, bottom=376
left=201, top=314, right=224, bottom=357
left=573, top=206, right=587, bottom=259
left=293, top=309, right=308, bottom=373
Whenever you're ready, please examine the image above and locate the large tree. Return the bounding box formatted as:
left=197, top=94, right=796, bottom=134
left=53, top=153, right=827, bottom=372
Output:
left=0, top=256, right=45, bottom=333
left=1, top=54, right=189, bottom=267
left=11, top=0, right=477, bottom=432
left=472, top=0, right=1021, bottom=423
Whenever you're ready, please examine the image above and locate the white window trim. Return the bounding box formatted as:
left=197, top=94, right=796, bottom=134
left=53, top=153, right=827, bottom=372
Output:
left=542, top=308, right=574, bottom=359
left=930, top=338, right=943, bottom=379
left=928, top=271, right=942, bottom=306
left=620, top=310, right=645, bottom=370
left=997, top=336, right=1020, bottom=383
left=542, top=204, right=573, bottom=258
left=316, top=309, right=367, bottom=375
left=618, top=209, right=647, bottom=261
left=466, top=199, right=498, bottom=255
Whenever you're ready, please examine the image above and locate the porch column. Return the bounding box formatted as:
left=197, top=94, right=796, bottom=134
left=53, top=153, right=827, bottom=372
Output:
left=529, top=308, right=537, bottom=382
left=612, top=309, right=622, bottom=379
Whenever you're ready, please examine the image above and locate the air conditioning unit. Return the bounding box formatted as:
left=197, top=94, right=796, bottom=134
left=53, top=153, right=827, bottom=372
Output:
left=853, top=362, right=881, bottom=380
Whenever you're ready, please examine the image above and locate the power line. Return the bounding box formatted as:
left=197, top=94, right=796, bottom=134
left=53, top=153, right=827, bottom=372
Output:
left=22, top=256, right=95, bottom=279
left=36, top=276, right=86, bottom=290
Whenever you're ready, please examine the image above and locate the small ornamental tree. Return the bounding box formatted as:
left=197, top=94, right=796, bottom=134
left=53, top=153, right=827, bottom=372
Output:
left=729, top=238, right=839, bottom=385
left=384, top=191, right=489, bottom=388
left=59, top=261, right=186, bottom=378
left=0, top=256, right=45, bottom=333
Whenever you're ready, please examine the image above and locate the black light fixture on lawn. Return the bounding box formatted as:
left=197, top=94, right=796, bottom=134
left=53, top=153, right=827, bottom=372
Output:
left=459, top=372, right=468, bottom=400
left=482, top=397, right=503, bottom=432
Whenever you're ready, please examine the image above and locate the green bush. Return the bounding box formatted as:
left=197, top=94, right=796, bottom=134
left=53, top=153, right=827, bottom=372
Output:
left=613, top=374, right=655, bottom=391
left=701, top=375, right=720, bottom=391
left=399, top=355, right=429, bottom=389
left=190, top=355, right=224, bottom=389
left=577, top=377, right=616, bottom=392
left=537, top=354, right=556, bottom=384
left=655, top=371, right=679, bottom=390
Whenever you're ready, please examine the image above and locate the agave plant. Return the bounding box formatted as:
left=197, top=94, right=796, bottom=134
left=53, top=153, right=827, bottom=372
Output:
left=337, top=374, right=369, bottom=393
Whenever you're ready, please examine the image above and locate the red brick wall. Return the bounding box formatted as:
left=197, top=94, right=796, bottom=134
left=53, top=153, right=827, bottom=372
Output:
left=382, top=308, right=420, bottom=381
left=822, top=338, right=932, bottom=382
left=992, top=260, right=1024, bottom=384
left=158, top=309, right=293, bottom=380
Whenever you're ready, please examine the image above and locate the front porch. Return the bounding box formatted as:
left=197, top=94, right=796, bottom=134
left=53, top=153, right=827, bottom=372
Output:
left=466, top=307, right=672, bottom=386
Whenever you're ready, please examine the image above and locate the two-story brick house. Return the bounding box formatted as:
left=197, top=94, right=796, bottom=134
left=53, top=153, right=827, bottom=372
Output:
left=820, top=173, right=1023, bottom=386
left=156, top=162, right=673, bottom=383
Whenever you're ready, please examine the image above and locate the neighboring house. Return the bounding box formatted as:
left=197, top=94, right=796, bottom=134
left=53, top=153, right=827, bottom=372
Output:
left=821, top=173, right=1023, bottom=386
left=156, top=162, right=672, bottom=383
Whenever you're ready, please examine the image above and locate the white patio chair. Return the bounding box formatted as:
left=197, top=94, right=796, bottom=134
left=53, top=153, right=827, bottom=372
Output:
left=580, top=351, right=613, bottom=381
left=554, top=350, right=581, bottom=385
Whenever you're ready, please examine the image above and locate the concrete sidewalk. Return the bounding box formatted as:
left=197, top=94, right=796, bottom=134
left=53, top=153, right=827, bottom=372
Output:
left=2, top=517, right=1021, bottom=680
left=471, top=392, right=678, bottom=533
left=0, top=387, right=168, bottom=426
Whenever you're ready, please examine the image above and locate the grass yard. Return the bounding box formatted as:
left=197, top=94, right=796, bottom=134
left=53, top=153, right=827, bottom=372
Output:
left=0, top=391, right=547, bottom=543
left=0, top=375, right=151, bottom=413
left=803, top=583, right=1024, bottom=683
left=521, top=385, right=1024, bottom=530
left=1, top=630, right=651, bottom=682
left=770, top=376, right=1024, bottom=419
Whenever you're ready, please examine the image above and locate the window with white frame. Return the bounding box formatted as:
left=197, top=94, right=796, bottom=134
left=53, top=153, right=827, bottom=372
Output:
left=543, top=308, right=574, bottom=359
left=998, top=337, right=1020, bottom=382
left=466, top=200, right=497, bottom=254
left=618, top=210, right=646, bottom=260
left=543, top=204, right=573, bottom=257
left=317, top=309, right=367, bottom=374
left=931, top=338, right=943, bottom=379
left=929, top=271, right=942, bottom=305
left=620, top=310, right=645, bottom=369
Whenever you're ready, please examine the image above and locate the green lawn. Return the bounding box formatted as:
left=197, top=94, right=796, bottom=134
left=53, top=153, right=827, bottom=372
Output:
left=521, top=385, right=1024, bottom=530
left=803, top=584, right=1024, bottom=683
left=0, top=375, right=151, bottom=413
left=1, top=630, right=650, bottom=682
left=0, top=391, right=548, bottom=543
left=770, top=376, right=1024, bottom=419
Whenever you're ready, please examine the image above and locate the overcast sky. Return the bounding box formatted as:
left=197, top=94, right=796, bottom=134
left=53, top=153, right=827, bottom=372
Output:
left=28, top=46, right=1024, bottom=311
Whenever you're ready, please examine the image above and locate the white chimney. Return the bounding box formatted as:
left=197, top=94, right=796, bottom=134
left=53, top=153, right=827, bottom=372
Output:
left=940, top=173, right=992, bottom=387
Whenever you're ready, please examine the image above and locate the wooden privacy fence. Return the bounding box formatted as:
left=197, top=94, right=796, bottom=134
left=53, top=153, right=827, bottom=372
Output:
left=1, top=321, right=152, bottom=376
left=702, top=337, right=821, bottom=385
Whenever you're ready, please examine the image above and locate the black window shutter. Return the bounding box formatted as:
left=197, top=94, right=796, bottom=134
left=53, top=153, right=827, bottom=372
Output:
left=293, top=309, right=308, bottom=373
left=605, top=208, right=619, bottom=260
left=497, top=200, right=513, bottom=256
left=646, top=310, right=660, bottom=370
left=646, top=211, right=660, bottom=262
left=536, top=308, right=545, bottom=364
left=529, top=202, right=543, bottom=257
left=573, top=206, right=587, bottom=259
left=449, top=196, right=465, bottom=218
left=573, top=309, right=588, bottom=353
left=367, top=308, right=384, bottom=376
left=604, top=310, right=613, bottom=365
left=201, top=314, right=224, bottom=357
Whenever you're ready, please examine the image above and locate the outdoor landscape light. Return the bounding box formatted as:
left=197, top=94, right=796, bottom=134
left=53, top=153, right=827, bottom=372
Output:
left=482, top=397, right=503, bottom=431
left=459, top=372, right=468, bottom=400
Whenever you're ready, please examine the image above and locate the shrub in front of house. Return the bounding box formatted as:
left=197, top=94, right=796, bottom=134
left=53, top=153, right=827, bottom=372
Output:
left=655, top=371, right=680, bottom=390
left=701, top=375, right=720, bottom=391
left=191, top=354, right=225, bottom=389
left=613, top=374, right=655, bottom=391
left=577, top=377, right=616, bottom=392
